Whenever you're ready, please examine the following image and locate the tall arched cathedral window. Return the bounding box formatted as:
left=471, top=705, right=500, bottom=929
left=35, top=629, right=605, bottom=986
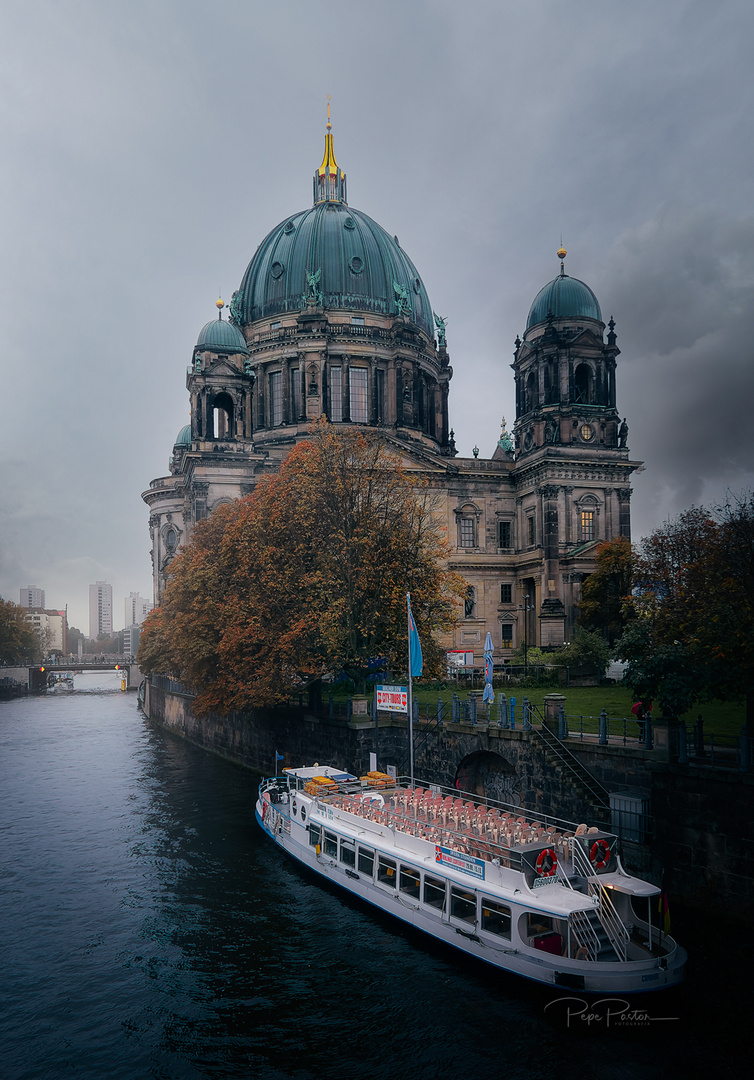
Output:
left=574, top=363, right=593, bottom=405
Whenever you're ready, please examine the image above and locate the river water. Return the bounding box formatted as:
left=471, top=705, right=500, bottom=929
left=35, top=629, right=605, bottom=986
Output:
left=0, top=674, right=745, bottom=1079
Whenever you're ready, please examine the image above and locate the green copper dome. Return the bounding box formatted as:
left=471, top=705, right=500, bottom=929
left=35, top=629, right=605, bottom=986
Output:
left=232, top=130, right=434, bottom=338
left=196, top=314, right=249, bottom=354
left=234, top=202, right=434, bottom=337
left=174, top=424, right=191, bottom=446
left=526, top=265, right=602, bottom=331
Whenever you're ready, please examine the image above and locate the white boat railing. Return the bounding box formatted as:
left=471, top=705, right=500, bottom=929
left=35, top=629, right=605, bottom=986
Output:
left=568, top=910, right=602, bottom=962
left=569, top=839, right=630, bottom=962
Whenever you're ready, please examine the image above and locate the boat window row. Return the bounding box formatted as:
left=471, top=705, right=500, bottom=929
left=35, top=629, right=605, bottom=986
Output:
left=309, top=824, right=512, bottom=939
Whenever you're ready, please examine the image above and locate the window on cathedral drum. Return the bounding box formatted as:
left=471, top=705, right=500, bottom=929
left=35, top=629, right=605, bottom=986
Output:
left=350, top=368, right=368, bottom=424
left=500, top=583, right=512, bottom=604
left=290, top=368, right=301, bottom=420
left=580, top=510, right=595, bottom=542
left=498, top=520, right=511, bottom=548
left=460, top=517, right=475, bottom=548
left=270, top=371, right=282, bottom=426
left=330, top=366, right=343, bottom=422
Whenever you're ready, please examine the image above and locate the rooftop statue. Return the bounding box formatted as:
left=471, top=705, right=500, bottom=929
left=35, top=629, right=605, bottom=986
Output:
left=393, top=280, right=412, bottom=317
left=498, top=416, right=514, bottom=453
left=303, top=267, right=323, bottom=308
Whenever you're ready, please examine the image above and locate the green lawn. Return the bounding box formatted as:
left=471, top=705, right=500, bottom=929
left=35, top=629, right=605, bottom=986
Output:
left=341, top=682, right=746, bottom=739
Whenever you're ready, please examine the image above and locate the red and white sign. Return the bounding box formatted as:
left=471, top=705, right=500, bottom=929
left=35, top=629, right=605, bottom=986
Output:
left=376, top=685, right=408, bottom=713
left=446, top=650, right=475, bottom=669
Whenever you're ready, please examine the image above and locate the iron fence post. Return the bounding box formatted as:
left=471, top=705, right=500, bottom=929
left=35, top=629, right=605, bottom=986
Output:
left=740, top=729, right=750, bottom=773
left=678, top=724, right=688, bottom=764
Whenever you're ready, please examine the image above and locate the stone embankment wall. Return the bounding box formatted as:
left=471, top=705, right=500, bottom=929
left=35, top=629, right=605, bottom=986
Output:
left=143, top=681, right=754, bottom=915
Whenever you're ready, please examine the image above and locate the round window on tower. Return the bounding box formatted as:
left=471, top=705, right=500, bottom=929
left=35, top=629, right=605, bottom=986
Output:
left=580, top=424, right=594, bottom=442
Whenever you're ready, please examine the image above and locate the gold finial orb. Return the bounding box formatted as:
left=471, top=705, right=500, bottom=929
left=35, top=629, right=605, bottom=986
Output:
left=557, top=247, right=567, bottom=260
left=216, top=297, right=224, bottom=310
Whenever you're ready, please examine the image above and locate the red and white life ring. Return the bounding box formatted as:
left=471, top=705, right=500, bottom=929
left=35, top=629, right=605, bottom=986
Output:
left=590, top=839, right=611, bottom=870
left=536, top=847, right=558, bottom=877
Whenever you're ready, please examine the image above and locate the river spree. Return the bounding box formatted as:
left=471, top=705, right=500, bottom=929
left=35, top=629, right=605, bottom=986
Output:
left=0, top=675, right=746, bottom=1079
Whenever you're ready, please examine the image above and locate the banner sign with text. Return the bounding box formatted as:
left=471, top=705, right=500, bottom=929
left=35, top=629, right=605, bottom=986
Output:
left=435, top=845, right=486, bottom=880
left=376, top=685, right=408, bottom=713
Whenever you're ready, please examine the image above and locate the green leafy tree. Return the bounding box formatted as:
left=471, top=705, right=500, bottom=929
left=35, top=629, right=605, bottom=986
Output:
left=139, top=421, right=465, bottom=713
left=552, top=628, right=612, bottom=675
left=577, top=536, right=634, bottom=645
left=616, top=495, right=754, bottom=728
left=0, top=598, right=42, bottom=664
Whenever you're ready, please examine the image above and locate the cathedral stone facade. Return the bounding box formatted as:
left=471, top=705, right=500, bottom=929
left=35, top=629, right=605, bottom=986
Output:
left=143, top=124, right=640, bottom=662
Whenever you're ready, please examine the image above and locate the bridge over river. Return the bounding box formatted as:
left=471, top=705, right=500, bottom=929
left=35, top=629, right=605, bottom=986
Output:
left=1, top=659, right=143, bottom=692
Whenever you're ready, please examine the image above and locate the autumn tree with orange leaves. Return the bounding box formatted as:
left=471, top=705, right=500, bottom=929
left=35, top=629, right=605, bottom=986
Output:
left=139, top=421, right=464, bottom=714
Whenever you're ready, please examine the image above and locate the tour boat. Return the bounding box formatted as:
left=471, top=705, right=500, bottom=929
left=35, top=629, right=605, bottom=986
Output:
left=256, top=765, right=687, bottom=994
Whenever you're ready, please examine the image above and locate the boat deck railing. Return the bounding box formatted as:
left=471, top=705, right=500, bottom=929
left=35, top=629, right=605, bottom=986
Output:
left=315, top=782, right=600, bottom=876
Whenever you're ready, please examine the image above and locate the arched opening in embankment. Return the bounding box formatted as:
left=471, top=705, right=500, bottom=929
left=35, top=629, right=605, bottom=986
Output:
left=455, top=750, right=522, bottom=806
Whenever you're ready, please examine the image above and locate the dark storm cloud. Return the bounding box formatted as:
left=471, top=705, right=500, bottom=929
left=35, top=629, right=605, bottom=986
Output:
left=0, top=0, right=752, bottom=627
left=599, top=204, right=754, bottom=533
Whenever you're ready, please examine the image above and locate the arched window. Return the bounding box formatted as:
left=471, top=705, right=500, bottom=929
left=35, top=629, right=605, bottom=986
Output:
left=526, top=371, right=537, bottom=413
left=211, top=392, right=234, bottom=438
left=573, top=363, right=593, bottom=405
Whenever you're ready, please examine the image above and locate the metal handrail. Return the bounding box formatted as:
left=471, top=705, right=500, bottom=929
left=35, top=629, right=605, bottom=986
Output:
left=570, top=840, right=629, bottom=962
left=530, top=717, right=611, bottom=811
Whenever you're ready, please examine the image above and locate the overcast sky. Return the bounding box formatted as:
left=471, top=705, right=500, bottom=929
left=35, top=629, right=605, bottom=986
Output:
left=1, top=0, right=752, bottom=632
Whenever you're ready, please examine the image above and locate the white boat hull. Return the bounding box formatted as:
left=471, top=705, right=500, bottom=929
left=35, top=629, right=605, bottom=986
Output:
left=255, top=771, right=687, bottom=995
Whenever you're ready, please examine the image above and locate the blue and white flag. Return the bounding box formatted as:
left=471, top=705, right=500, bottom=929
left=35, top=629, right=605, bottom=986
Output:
left=407, top=593, right=423, bottom=678
left=483, top=631, right=494, bottom=703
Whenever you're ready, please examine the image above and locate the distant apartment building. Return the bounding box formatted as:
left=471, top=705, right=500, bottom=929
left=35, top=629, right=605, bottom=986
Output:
left=89, top=581, right=113, bottom=639
left=123, top=624, right=142, bottom=657
left=124, top=592, right=153, bottom=628
left=20, top=586, right=45, bottom=609
left=25, top=609, right=66, bottom=654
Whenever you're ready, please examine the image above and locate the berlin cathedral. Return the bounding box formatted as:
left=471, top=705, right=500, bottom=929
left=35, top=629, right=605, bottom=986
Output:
left=143, top=119, right=640, bottom=661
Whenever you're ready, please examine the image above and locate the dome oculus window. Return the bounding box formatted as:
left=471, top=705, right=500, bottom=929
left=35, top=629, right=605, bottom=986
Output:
left=412, top=278, right=421, bottom=294
left=283, top=221, right=295, bottom=235
left=344, top=217, right=356, bottom=230
left=270, top=261, right=285, bottom=280
left=349, top=256, right=363, bottom=275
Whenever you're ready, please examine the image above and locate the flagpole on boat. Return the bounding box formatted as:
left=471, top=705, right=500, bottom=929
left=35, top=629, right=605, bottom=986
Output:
left=407, top=592, right=423, bottom=790
left=407, top=593, right=414, bottom=787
